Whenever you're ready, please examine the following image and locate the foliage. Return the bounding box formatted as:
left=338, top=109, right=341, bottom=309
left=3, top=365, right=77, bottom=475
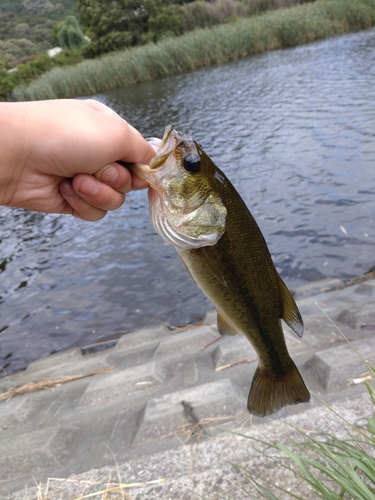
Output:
left=0, top=0, right=310, bottom=94
left=12, top=0, right=375, bottom=101
left=0, top=0, right=78, bottom=61
left=56, top=16, right=88, bottom=50
left=77, top=0, right=310, bottom=56
left=0, top=55, right=15, bottom=102
left=0, top=50, right=83, bottom=101
left=78, top=0, right=185, bottom=57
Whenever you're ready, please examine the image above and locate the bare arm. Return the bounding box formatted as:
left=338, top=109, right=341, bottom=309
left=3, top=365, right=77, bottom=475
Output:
left=0, top=99, right=154, bottom=221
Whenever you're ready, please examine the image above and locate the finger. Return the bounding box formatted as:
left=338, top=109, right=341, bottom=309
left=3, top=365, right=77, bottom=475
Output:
left=72, top=174, right=126, bottom=212
left=132, top=173, right=149, bottom=190
left=94, top=163, right=133, bottom=193
left=116, top=123, right=156, bottom=165
left=59, top=179, right=108, bottom=221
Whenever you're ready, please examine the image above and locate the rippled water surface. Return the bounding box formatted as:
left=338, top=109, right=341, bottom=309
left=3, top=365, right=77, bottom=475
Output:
left=1, top=29, right=375, bottom=375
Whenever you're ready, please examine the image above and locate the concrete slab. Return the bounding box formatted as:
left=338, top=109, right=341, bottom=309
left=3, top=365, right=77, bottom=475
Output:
left=1, top=276, right=375, bottom=497
left=212, top=336, right=256, bottom=370
left=115, top=323, right=172, bottom=350
left=0, top=424, right=80, bottom=481
left=133, top=378, right=247, bottom=445
left=0, top=396, right=26, bottom=430
left=106, top=341, right=159, bottom=369
left=154, top=326, right=219, bottom=357
left=304, top=336, right=375, bottom=390
left=77, top=362, right=166, bottom=408
left=25, top=348, right=83, bottom=373
left=292, top=278, right=344, bottom=299
left=183, top=356, right=198, bottom=386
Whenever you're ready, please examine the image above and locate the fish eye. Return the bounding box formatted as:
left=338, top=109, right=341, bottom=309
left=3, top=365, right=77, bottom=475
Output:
left=183, top=154, right=201, bottom=173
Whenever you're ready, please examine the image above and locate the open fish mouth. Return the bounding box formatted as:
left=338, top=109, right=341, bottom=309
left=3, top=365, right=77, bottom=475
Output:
left=148, top=125, right=175, bottom=170
left=148, top=126, right=200, bottom=171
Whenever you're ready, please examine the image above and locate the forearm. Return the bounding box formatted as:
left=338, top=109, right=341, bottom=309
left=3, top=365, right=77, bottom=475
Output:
left=0, top=102, right=30, bottom=207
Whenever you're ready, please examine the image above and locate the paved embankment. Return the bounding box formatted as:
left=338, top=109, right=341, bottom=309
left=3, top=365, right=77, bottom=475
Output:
left=1, top=276, right=375, bottom=498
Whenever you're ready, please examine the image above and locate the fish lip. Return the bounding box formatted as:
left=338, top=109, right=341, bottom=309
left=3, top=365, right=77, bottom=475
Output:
left=149, top=125, right=195, bottom=170
left=149, top=125, right=175, bottom=170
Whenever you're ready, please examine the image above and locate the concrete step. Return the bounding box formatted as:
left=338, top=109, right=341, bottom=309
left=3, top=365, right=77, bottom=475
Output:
left=1, top=278, right=375, bottom=495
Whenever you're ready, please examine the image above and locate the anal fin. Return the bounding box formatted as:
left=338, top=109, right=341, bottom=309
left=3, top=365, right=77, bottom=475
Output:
left=217, top=311, right=239, bottom=336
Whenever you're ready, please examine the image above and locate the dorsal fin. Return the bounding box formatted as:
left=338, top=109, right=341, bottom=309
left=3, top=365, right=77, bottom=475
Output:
left=217, top=310, right=239, bottom=336
left=276, top=275, right=304, bottom=338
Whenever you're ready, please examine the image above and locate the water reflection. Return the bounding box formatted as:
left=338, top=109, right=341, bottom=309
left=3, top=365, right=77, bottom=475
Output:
left=1, top=29, right=375, bottom=375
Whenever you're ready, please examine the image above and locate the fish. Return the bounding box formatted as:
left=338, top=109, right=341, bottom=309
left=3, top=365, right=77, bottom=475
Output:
left=127, top=126, right=310, bottom=417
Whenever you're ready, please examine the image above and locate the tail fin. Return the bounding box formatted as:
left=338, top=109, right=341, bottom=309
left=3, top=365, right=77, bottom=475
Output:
left=247, top=361, right=310, bottom=417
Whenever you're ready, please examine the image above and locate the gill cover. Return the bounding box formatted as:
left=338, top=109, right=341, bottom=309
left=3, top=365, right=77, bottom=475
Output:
left=147, top=127, right=227, bottom=250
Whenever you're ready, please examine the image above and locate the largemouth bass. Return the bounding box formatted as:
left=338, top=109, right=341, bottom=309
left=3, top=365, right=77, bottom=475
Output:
left=128, top=126, right=310, bottom=417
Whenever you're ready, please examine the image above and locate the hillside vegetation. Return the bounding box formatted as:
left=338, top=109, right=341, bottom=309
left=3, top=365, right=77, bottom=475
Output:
left=0, top=0, right=309, bottom=101
left=0, top=0, right=78, bottom=62
left=12, top=0, right=375, bottom=101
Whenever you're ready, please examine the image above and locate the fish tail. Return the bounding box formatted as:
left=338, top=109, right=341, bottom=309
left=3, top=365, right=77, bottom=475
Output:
left=247, top=361, right=310, bottom=417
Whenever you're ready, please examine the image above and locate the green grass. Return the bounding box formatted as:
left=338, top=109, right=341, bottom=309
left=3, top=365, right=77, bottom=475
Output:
left=224, top=311, right=375, bottom=499
left=11, top=0, right=375, bottom=101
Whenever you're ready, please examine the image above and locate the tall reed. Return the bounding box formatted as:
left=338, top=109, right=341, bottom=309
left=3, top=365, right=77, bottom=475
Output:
left=12, top=0, right=375, bottom=101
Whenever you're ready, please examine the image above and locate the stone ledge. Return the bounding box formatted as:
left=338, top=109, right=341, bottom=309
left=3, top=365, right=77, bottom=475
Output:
left=0, top=424, right=81, bottom=480
left=292, top=278, right=345, bottom=299
left=133, top=378, right=247, bottom=446
left=304, top=336, right=375, bottom=390
left=26, top=348, right=83, bottom=373
left=154, top=326, right=219, bottom=357
left=212, top=336, right=256, bottom=370
left=77, top=361, right=166, bottom=408
left=115, top=323, right=172, bottom=350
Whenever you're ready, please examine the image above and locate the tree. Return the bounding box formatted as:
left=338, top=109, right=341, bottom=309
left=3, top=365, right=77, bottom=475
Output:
left=78, top=0, right=184, bottom=56
left=0, top=54, right=15, bottom=101
left=56, top=16, right=88, bottom=50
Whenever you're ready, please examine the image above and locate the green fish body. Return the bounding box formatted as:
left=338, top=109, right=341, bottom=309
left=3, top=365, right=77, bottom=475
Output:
left=131, top=126, right=310, bottom=417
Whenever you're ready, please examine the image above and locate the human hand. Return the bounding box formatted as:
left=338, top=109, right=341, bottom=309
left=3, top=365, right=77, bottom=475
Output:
left=0, top=99, right=155, bottom=221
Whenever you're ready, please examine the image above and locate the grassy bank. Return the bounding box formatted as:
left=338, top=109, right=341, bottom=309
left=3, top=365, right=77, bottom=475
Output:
left=12, top=0, right=375, bottom=101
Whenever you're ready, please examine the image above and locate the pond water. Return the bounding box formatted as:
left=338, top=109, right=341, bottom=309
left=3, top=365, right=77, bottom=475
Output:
left=1, top=28, right=375, bottom=375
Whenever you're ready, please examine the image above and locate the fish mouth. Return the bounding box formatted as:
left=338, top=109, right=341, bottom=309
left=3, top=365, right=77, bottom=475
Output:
left=149, top=125, right=196, bottom=171
left=149, top=125, right=177, bottom=170
left=123, top=125, right=195, bottom=185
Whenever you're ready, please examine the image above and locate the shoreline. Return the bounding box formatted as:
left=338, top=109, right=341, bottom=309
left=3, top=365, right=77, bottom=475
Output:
left=1, top=273, right=375, bottom=496
left=0, top=271, right=373, bottom=379
left=0, top=269, right=374, bottom=380
left=12, top=0, right=375, bottom=101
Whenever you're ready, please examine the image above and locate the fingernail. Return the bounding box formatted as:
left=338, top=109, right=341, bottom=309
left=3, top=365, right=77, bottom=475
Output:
left=101, top=164, right=119, bottom=183
left=79, top=176, right=99, bottom=196
left=60, top=180, right=75, bottom=197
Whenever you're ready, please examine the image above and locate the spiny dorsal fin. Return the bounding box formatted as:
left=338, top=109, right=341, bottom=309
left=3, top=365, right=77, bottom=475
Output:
left=217, top=311, right=239, bottom=336
left=276, top=275, right=304, bottom=338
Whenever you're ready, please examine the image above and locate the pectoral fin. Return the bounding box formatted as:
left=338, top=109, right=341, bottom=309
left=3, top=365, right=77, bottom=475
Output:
left=198, top=247, right=227, bottom=287
left=277, top=275, right=304, bottom=338
left=217, top=311, right=240, bottom=336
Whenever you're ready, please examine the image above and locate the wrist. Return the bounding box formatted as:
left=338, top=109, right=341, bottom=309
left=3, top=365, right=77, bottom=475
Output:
left=0, top=102, right=30, bottom=207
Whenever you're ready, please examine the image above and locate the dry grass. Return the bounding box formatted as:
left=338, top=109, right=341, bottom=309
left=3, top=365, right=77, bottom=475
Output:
left=26, top=476, right=165, bottom=500
left=0, top=367, right=113, bottom=402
